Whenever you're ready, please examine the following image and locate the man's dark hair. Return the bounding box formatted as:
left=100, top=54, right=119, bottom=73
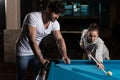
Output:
left=47, top=0, right=65, bottom=14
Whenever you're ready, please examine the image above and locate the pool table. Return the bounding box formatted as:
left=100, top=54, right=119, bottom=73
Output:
left=46, top=60, right=120, bottom=80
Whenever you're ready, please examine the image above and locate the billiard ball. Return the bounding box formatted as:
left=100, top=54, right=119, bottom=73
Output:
left=107, top=71, right=112, bottom=76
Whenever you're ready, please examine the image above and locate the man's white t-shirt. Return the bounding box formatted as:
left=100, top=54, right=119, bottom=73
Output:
left=16, top=12, right=60, bottom=56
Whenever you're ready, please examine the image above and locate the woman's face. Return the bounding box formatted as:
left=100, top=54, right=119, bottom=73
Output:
left=87, top=30, right=98, bottom=43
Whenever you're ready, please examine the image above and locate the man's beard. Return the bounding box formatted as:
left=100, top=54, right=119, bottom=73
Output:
left=49, top=17, right=56, bottom=22
left=48, top=15, right=56, bottom=22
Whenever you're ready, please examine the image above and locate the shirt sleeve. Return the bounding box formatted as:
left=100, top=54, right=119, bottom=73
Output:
left=24, top=13, right=37, bottom=28
left=51, top=20, right=60, bottom=31
left=80, top=29, right=88, bottom=43
left=95, top=39, right=104, bottom=63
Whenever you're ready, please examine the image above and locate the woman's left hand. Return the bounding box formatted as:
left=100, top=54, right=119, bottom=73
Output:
left=97, top=63, right=104, bottom=69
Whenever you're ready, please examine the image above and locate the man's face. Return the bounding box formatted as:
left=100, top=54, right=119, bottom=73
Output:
left=48, top=12, right=60, bottom=22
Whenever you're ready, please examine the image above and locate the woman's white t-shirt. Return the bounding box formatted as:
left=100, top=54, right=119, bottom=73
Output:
left=16, top=12, right=60, bottom=56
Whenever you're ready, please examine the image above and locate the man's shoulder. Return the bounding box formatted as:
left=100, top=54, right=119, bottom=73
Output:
left=51, top=20, right=59, bottom=25
left=29, top=11, right=41, bottom=14
left=27, top=12, right=41, bottom=17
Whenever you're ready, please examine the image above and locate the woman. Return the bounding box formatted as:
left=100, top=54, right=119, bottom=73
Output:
left=79, top=23, right=110, bottom=69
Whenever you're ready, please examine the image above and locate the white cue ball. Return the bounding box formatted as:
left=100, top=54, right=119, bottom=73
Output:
left=107, top=71, right=112, bottom=76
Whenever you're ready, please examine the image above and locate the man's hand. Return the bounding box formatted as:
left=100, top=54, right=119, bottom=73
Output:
left=62, top=57, right=71, bottom=64
left=40, top=58, right=50, bottom=65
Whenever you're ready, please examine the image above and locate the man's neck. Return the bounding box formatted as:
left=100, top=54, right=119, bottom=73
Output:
left=42, top=11, right=50, bottom=24
left=42, top=11, right=50, bottom=29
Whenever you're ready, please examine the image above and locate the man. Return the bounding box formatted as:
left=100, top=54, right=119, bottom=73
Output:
left=16, top=1, right=71, bottom=80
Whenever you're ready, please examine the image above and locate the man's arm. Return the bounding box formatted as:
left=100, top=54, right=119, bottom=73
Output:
left=52, top=30, right=70, bottom=64
left=27, top=26, right=49, bottom=64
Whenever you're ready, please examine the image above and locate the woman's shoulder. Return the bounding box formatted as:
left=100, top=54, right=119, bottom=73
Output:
left=82, top=29, right=88, bottom=33
left=82, top=29, right=88, bottom=34
left=81, top=29, right=88, bottom=37
left=96, top=38, right=104, bottom=44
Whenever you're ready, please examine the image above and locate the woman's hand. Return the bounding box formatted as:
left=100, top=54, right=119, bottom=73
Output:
left=97, top=63, right=104, bottom=69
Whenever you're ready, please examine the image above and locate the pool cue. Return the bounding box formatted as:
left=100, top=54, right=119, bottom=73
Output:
left=42, top=69, right=46, bottom=80
left=83, top=47, right=107, bottom=75
left=78, top=40, right=108, bottom=75
left=89, top=54, right=107, bottom=74
left=41, top=62, right=49, bottom=80
left=35, top=62, right=49, bottom=80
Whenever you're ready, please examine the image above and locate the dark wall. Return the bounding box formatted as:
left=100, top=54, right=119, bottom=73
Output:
left=116, top=0, right=120, bottom=20
left=0, top=0, right=5, bottom=62
left=0, top=0, right=5, bottom=29
left=101, top=0, right=110, bottom=28
left=21, top=0, right=32, bottom=26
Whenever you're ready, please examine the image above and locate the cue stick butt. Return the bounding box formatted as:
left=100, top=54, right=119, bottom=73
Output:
left=39, top=62, right=49, bottom=80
